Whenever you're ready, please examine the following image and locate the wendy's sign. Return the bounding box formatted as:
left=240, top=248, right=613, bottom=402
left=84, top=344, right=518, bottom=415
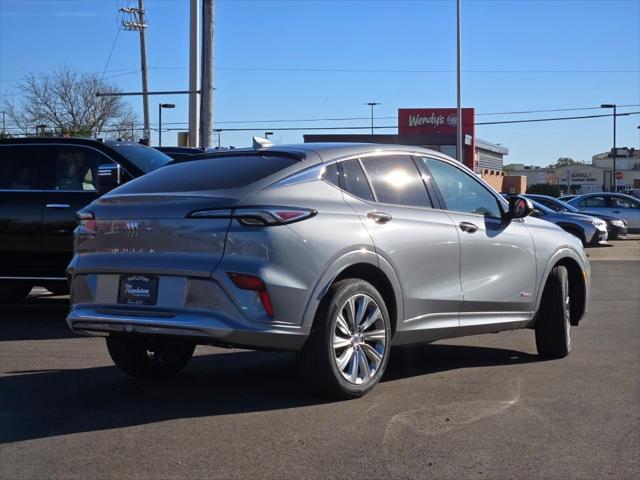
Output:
left=398, top=108, right=476, bottom=170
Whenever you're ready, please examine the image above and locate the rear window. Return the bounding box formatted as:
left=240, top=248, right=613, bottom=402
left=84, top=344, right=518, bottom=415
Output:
left=113, top=155, right=298, bottom=193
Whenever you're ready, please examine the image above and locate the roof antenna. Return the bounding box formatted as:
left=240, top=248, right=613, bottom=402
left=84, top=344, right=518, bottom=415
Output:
left=252, top=136, right=273, bottom=149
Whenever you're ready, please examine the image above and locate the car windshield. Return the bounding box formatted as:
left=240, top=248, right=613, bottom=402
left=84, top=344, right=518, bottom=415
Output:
left=530, top=199, right=555, bottom=214
left=552, top=198, right=581, bottom=213
left=111, top=144, right=172, bottom=173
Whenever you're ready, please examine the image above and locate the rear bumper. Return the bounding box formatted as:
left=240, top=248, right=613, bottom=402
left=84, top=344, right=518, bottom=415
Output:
left=67, top=306, right=308, bottom=351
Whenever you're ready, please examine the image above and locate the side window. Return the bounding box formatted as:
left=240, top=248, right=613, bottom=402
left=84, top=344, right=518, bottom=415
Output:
left=360, top=155, right=432, bottom=207
left=337, top=159, right=375, bottom=201
left=0, top=145, right=44, bottom=190
left=320, top=162, right=340, bottom=188
left=579, top=196, right=605, bottom=208
left=611, top=196, right=639, bottom=209
left=421, top=157, right=502, bottom=218
left=49, top=146, right=114, bottom=191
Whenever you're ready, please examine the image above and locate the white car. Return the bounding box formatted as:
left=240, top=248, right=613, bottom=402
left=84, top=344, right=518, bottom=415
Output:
left=568, top=193, right=640, bottom=232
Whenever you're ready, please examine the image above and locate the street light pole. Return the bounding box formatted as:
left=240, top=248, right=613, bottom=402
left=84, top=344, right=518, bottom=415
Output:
left=456, top=0, right=463, bottom=163
left=601, top=104, right=617, bottom=191
left=158, top=103, right=175, bottom=146
left=365, top=102, right=381, bottom=135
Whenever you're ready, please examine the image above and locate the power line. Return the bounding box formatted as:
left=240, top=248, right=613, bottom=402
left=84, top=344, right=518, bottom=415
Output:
left=98, top=25, right=122, bottom=85
left=146, top=65, right=639, bottom=74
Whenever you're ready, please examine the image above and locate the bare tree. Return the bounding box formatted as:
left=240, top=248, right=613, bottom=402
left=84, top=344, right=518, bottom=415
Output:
left=3, top=66, right=138, bottom=138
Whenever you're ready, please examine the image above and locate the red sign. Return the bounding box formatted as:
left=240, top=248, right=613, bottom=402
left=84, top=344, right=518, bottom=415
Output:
left=615, top=171, right=623, bottom=180
left=398, top=108, right=476, bottom=170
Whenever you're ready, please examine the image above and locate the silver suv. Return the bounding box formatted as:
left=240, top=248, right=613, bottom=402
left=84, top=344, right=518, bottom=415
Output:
left=67, top=144, right=590, bottom=398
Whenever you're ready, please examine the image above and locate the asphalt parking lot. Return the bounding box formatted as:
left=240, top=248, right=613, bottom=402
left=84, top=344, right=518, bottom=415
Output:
left=1, top=238, right=639, bottom=480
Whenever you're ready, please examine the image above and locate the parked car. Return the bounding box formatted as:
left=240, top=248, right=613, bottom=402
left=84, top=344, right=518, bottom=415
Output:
left=524, top=194, right=627, bottom=240
left=504, top=196, right=607, bottom=247
left=154, top=146, right=237, bottom=164
left=154, top=146, right=205, bottom=163
left=567, top=193, right=640, bottom=232
left=67, top=143, right=590, bottom=398
left=621, top=188, right=640, bottom=199
left=558, top=194, right=578, bottom=202
left=0, top=137, right=172, bottom=303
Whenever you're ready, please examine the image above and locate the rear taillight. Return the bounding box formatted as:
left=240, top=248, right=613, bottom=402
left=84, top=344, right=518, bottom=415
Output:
left=76, top=211, right=96, bottom=233
left=228, top=273, right=274, bottom=317
left=188, top=207, right=316, bottom=226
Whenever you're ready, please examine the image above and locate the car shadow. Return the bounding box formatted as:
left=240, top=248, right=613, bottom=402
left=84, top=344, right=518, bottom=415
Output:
left=0, top=342, right=541, bottom=444
left=0, top=294, right=77, bottom=342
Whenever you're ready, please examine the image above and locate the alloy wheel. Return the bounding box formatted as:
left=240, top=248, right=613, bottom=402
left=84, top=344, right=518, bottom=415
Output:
left=332, top=293, right=387, bottom=385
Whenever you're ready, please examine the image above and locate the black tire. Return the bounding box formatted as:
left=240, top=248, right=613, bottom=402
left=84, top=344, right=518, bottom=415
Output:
left=297, top=279, right=391, bottom=399
left=535, top=265, right=571, bottom=359
left=0, top=284, right=32, bottom=304
left=106, top=336, right=196, bottom=379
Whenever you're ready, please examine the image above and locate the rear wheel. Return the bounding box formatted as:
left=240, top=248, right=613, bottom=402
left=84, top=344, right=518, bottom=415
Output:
left=0, top=284, right=32, bottom=304
left=535, top=265, right=571, bottom=359
left=297, top=279, right=391, bottom=398
left=106, top=336, right=196, bottom=379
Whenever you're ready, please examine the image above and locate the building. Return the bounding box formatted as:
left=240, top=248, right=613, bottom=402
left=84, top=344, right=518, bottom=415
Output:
left=505, top=148, right=640, bottom=194
left=305, top=108, right=510, bottom=173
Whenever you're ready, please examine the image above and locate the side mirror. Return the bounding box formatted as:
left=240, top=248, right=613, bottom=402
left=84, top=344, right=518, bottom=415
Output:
left=506, top=195, right=534, bottom=220
left=96, top=163, right=122, bottom=196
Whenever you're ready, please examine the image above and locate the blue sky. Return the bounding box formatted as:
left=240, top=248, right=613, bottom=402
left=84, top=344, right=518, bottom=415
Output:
left=1, top=0, right=639, bottom=165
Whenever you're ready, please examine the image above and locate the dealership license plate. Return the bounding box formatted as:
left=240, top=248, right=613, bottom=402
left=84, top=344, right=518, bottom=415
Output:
left=118, top=275, right=158, bottom=305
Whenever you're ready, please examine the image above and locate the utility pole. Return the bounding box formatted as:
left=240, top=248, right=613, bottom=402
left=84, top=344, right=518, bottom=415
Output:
left=121, top=0, right=150, bottom=141
left=365, top=102, right=381, bottom=135
left=188, top=0, right=200, bottom=147
left=200, top=0, right=215, bottom=148
left=455, top=0, right=463, bottom=163
left=601, top=104, right=617, bottom=191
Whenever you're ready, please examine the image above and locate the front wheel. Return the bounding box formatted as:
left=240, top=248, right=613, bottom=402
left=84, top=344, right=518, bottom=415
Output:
left=297, top=279, right=391, bottom=399
left=535, top=265, right=571, bottom=359
left=106, top=336, right=195, bottom=379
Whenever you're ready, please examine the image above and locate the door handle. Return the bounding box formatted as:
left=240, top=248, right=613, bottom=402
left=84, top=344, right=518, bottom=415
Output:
left=459, top=221, right=479, bottom=233
left=366, top=210, right=393, bottom=224
left=45, top=204, right=70, bottom=209
left=612, top=210, right=620, bottom=214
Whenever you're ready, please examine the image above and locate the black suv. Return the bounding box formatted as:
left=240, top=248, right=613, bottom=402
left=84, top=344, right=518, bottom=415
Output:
left=0, top=137, right=172, bottom=303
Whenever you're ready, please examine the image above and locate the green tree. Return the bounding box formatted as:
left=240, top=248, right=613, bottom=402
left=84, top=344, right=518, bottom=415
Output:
left=526, top=183, right=562, bottom=197
left=548, top=157, right=586, bottom=168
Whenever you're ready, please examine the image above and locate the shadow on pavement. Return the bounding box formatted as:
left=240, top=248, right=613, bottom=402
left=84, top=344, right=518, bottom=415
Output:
left=0, top=294, right=77, bottom=342
left=0, top=342, right=540, bottom=444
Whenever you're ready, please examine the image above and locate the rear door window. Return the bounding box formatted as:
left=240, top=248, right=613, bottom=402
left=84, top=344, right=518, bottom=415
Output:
left=337, top=159, right=375, bottom=201
left=0, top=145, right=46, bottom=190
left=114, top=154, right=299, bottom=193
left=610, top=196, right=639, bottom=209
left=360, top=155, right=431, bottom=208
